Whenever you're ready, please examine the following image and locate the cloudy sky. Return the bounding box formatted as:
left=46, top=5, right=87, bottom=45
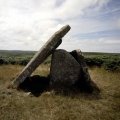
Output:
left=0, top=0, right=120, bottom=53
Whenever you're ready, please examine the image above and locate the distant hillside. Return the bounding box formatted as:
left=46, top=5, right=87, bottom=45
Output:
left=0, top=50, right=119, bottom=55
left=83, top=52, right=119, bottom=56
left=0, top=50, right=120, bottom=71
left=0, top=50, right=36, bottom=56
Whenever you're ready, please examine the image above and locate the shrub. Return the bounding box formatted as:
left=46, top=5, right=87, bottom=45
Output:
left=85, top=57, right=103, bottom=67
left=19, top=59, right=29, bottom=66
left=103, top=59, right=120, bottom=71
left=0, top=59, right=4, bottom=65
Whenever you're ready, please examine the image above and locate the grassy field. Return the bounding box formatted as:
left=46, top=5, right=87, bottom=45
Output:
left=0, top=64, right=120, bottom=120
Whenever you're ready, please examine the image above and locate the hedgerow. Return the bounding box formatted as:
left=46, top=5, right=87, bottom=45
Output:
left=0, top=51, right=120, bottom=71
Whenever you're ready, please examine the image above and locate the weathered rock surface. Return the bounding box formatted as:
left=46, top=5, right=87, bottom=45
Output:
left=70, top=49, right=100, bottom=93
left=50, top=49, right=100, bottom=94
left=50, top=49, right=82, bottom=93
left=13, top=25, right=71, bottom=87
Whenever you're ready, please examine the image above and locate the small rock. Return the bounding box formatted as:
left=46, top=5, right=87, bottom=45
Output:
left=26, top=92, right=32, bottom=96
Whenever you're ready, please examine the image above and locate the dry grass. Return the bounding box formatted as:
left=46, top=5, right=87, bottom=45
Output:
left=0, top=65, right=120, bottom=120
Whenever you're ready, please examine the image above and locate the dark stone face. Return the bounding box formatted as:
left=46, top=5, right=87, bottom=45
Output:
left=50, top=49, right=82, bottom=94
left=70, top=51, right=78, bottom=62
left=70, top=50, right=100, bottom=93
left=50, top=49, right=100, bottom=94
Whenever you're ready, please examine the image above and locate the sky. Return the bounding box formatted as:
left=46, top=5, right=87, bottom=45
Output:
left=0, top=0, right=120, bottom=53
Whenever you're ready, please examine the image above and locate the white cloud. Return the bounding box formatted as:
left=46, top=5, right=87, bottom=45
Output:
left=0, top=0, right=119, bottom=53
left=59, top=37, right=120, bottom=53
left=116, top=18, right=120, bottom=29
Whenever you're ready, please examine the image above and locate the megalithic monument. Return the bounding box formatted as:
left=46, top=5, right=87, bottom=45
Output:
left=13, top=25, right=71, bottom=87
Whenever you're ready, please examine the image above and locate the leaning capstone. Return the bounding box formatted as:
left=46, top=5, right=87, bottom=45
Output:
left=50, top=49, right=82, bottom=94
left=13, top=25, right=71, bottom=87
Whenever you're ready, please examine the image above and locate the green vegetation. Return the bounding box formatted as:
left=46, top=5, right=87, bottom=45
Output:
left=0, top=50, right=120, bottom=71
left=84, top=53, right=120, bottom=71
left=0, top=50, right=36, bottom=65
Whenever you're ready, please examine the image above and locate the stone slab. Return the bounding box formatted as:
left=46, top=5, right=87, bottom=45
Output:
left=13, top=25, right=71, bottom=86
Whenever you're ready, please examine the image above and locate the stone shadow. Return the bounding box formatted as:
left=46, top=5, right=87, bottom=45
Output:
left=18, top=75, right=50, bottom=97
left=17, top=75, right=100, bottom=99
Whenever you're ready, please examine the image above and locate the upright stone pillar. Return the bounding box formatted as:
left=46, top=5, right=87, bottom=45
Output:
left=70, top=50, right=100, bottom=93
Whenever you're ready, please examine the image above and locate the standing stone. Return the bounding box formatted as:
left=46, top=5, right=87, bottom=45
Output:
left=13, top=25, right=71, bottom=87
left=50, top=49, right=82, bottom=93
left=70, top=49, right=100, bottom=93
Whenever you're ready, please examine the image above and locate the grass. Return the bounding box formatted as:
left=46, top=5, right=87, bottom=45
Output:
left=0, top=65, right=120, bottom=120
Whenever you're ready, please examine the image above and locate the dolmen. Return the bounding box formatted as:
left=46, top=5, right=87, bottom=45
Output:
left=50, top=49, right=100, bottom=94
left=12, top=25, right=100, bottom=95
